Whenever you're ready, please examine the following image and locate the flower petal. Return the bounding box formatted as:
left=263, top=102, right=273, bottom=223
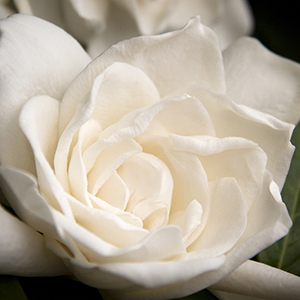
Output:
left=47, top=236, right=224, bottom=292
left=210, top=260, right=300, bottom=300
left=19, top=95, right=74, bottom=219
left=188, top=178, right=247, bottom=256
left=0, top=205, right=68, bottom=276
left=168, top=0, right=254, bottom=50
left=0, top=14, right=90, bottom=174
left=59, top=16, right=226, bottom=133
left=179, top=86, right=295, bottom=190
left=224, top=37, right=300, bottom=124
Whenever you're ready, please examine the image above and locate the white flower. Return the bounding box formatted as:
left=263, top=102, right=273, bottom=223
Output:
left=1, top=0, right=253, bottom=57
left=1, top=14, right=300, bottom=300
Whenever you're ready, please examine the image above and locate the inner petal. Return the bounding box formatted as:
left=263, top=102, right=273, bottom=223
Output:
left=68, top=119, right=102, bottom=206
left=140, top=95, right=216, bottom=137
left=188, top=177, right=247, bottom=256
left=172, top=135, right=267, bottom=210
left=87, top=138, right=142, bottom=195
left=96, top=171, right=130, bottom=211
left=169, top=199, right=203, bottom=248
left=118, top=152, right=173, bottom=230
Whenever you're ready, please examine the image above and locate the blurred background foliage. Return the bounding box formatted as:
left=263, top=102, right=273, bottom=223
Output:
left=1, top=1, right=300, bottom=299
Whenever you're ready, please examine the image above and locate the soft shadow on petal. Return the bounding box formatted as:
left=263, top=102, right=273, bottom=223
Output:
left=14, top=0, right=65, bottom=28
left=178, top=85, right=295, bottom=190
left=210, top=260, right=300, bottom=300
left=50, top=244, right=224, bottom=293
left=224, top=37, right=300, bottom=124
left=59, top=16, right=226, bottom=131
left=0, top=205, right=69, bottom=276
left=0, top=14, right=91, bottom=174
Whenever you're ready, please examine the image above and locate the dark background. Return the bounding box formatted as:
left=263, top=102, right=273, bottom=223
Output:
left=248, top=0, right=300, bottom=63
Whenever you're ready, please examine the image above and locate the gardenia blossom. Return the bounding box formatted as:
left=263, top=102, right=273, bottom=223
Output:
left=1, top=0, right=253, bottom=57
left=1, top=14, right=300, bottom=300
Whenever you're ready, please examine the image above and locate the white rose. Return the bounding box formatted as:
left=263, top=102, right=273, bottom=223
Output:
left=1, top=14, right=300, bottom=300
left=2, top=0, right=253, bottom=57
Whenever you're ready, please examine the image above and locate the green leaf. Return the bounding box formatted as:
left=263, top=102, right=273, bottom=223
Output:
left=174, top=289, right=218, bottom=300
left=257, top=122, right=300, bottom=275
left=0, top=276, right=28, bottom=300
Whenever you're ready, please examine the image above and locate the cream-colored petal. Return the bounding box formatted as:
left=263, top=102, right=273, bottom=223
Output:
left=68, top=120, right=101, bottom=206
left=172, top=135, right=267, bottom=211
left=96, top=171, right=130, bottom=211
left=118, top=152, right=173, bottom=230
left=188, top=178, right=247, bottom=256
left=47, top=239, right=224, bottom=292
left=180, top=85, right=295, bottom=190
left=0, top=205, right=68, bottom=276
left=19, top=95, right=73, bottom=219
left=0, top=14, right=90, bottom=174
left=48, top=208, right=185, bottom=264
left=89, top=62, right=160, bottom=130
left=87, top=139, right=142, bottom=195
left=211, top=260, right=300, bottom=300
left=224, top=37, right=300, bottom=124
left=170, top=199, right=203, bottom=247
left=59, top=16, right=225, bottom=133
left=59, top=62, right=159, bottom=135
left=143, top=95, right=215, bottom=137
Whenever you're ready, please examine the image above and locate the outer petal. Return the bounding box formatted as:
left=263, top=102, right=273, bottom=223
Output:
left=210, top=260, right=300, bottom=300
left=59, top=16, right=226, bottom=133
left=168, top=0, right=254, bottom=49
left=0, top=205, right=68, bottom=276
left=0, top=14, right=91, bottom=174
left=224, top=37, right=300, bottom=124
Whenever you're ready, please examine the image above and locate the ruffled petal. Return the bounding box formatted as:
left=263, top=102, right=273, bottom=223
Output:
left=0, top=204, right=68, bottom=276
left=59, top=16, right=226, bottom=133
left=210, top=260, right=300, bottom=300
left=19, top=95, right=73, bottom=219
left=188, top=178, right=247, bottom=256
left=46, top=235, right=224, bottom=292
left=177, top=85, right=295, bottom=190
left=224, top=37, right=300, bottom=124
left=0, top=14, right=90, bottom=174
